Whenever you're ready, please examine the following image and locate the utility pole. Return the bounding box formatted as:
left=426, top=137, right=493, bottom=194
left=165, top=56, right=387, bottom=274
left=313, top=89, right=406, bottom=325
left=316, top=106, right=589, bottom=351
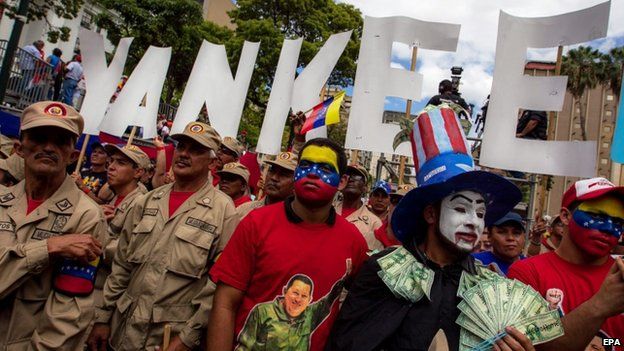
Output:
left=0, top=0, right=30, bottom=104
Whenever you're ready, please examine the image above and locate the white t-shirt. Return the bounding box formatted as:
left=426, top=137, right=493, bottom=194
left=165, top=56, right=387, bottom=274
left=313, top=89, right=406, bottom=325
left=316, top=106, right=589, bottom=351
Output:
left=65, top=61, right=83, bottom=81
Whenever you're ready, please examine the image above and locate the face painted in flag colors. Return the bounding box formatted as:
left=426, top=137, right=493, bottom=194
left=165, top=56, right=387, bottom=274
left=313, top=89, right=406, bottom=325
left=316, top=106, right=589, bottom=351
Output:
left=569, top=194, right=624, bottom=257
left=438, top=190, right=485, bottom=252
left=294, top=145, right=341, bottom=204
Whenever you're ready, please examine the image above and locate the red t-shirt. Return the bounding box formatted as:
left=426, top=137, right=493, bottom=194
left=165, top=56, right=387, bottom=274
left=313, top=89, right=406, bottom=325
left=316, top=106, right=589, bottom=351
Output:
left=233, top=195, right=252, bottom=208
left=508, top=251, right=624, bottom=348
left=27, top=198, right=44, bottom=214
left=211, top=169, right=220, bottom=186
left=341, top=207, right=356, bottom=218
left=210, top=200, right=369, bottom=351
left=114, top=195, right=126, bottom=208
left=168, top=191, right=194, bottom=217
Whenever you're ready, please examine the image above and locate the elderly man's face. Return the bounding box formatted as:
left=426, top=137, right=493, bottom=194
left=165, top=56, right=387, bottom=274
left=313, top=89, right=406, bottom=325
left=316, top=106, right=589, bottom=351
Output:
left=17, top=127, right=77, bottom=177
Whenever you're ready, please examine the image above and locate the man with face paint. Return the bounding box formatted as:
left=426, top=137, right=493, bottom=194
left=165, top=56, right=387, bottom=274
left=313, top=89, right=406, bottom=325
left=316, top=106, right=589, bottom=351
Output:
left=509, top=178, right=624, bottom=351
left=208, top=138, right=368, bottom=351
left=334, top=163, right=384, bottom=251
left=326, top=105, right=535, bottom=351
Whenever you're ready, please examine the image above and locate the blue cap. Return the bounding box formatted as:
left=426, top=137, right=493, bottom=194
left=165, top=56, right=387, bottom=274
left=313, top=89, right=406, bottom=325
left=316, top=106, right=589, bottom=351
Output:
left=371, top=180, right=391, bottom=195
left=492, top=212, right=525, bottom=231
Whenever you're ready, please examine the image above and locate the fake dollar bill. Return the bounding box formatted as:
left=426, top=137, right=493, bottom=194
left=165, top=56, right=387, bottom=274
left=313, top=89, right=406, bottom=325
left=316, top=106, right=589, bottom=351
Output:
left=457, top=279, right=564, bottom=351
left=376, top=247, right=433, bottom=303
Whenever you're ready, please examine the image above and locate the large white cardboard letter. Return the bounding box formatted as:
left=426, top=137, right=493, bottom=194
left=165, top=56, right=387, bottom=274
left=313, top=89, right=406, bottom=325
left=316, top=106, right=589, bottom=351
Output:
left=479, top=2, right=610, bottom=177
left=256, top=31, right=352, bottom=155
left=345, top=16, right=460, bottom=156
left=79, top=29, right=132, bottom=135
left=171, top=40, right=260, bottom=137
left=99, top=46, right=172, bottom=139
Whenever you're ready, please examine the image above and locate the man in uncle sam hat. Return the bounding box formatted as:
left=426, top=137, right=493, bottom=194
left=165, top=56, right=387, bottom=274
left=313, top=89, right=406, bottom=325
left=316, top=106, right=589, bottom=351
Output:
left=326, top=105, right=538, bottom=351
left=0, top=101, right=107, bottom=350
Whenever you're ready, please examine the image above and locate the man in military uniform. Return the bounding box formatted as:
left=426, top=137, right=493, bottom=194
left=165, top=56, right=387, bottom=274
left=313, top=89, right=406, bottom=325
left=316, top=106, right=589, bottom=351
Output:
left=211, top=136, right=245, bottom=186
left=237, top=151, right=297, bottom=219
left=88, top=121, right=240, bottom=351
left=217, top=162, right=252, bottom=207
left=0, top=101, right=107, bottom=350
left=334, top=163, right=383, bottom=251
left=0, top=153, right=25, bottom=186
left=92, top=144, right=150, bottom=309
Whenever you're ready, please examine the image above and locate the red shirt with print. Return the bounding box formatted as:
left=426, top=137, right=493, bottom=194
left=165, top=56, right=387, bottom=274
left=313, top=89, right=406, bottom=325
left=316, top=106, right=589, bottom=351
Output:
left=508, top=251, right=624, bottom=348
left=210, top=199, right=369, bottom=351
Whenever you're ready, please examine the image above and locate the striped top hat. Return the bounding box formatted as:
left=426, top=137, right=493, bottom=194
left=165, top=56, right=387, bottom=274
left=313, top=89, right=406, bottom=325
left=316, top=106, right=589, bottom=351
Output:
left=391, top=104, right=521, bottom=244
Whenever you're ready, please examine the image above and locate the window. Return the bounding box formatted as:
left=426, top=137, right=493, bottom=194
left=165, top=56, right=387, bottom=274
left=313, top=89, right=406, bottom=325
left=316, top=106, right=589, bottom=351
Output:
left=574, top=123, right=581, bottom=129
left=600, top=158, right=608, bottom=165
left=606, top=110, right=612, bottom=117
left=603, top=142, right=610, bottom=148
left=604, top=126, right=612, bottom=133
left=606, top=94, right=614, bottom=101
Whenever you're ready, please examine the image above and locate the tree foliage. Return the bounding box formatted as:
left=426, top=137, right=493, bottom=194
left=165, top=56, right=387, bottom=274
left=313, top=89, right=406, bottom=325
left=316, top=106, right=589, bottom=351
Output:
left=94, top=0, right=232, bottom=104
left=0, top=0, right=84, bottom=42
left=561, top=45, right=623, bottom=141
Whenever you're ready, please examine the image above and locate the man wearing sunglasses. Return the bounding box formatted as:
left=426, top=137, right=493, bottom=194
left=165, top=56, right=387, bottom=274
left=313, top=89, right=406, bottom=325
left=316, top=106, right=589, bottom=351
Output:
left=334, top=163, right=383, bottom=251
left=211, top=136, right=245, bottom=186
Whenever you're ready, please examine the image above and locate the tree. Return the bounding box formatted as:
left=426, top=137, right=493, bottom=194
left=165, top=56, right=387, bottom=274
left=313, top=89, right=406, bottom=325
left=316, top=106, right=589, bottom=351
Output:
left=94, top=0, right=233, bottom=104
left=561, top=46, right=606, bottom=141
left=602, top=47, right=624, bottom=98
left=228, top=0, right=363, bottom=147
left=0, top=0, right=84, bottom=42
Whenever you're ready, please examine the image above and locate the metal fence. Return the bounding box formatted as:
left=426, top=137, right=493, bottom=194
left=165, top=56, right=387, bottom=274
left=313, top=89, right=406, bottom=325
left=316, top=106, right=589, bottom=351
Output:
left=0, top=40, right=55, bottom=110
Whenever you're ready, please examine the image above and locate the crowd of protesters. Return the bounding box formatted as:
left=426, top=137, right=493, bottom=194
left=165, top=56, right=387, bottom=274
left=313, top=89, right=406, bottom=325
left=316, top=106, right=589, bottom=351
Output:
left=0, top=97, right=622, bottom=351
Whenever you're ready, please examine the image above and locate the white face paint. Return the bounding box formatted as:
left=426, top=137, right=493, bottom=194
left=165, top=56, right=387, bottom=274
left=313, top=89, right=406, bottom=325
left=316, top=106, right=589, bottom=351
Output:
left=439, top=190, right=486, bottom=252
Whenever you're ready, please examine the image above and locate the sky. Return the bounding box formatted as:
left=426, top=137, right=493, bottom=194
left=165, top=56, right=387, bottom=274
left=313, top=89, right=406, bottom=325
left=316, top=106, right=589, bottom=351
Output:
left=339, top=0, right=624, bottom=118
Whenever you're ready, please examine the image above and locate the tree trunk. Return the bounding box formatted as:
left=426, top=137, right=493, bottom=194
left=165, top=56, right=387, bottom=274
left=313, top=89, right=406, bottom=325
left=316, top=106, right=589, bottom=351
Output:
left=578, top=91, right=589, bottom=141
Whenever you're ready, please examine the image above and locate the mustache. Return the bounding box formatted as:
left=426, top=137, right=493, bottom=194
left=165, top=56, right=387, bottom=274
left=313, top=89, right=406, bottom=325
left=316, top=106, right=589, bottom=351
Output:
left=35, top=152, right=59, bottom=161
left=175, top=157, right=191, bottom=166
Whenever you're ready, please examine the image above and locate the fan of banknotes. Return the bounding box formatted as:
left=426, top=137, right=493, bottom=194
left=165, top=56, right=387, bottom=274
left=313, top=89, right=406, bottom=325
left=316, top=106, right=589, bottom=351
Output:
left=457, top=279, right=565, bottom=351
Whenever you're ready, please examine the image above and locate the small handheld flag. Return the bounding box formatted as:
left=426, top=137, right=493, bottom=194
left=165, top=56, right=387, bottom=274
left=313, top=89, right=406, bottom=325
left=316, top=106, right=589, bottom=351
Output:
left=299, top=91, right=346, bottom=135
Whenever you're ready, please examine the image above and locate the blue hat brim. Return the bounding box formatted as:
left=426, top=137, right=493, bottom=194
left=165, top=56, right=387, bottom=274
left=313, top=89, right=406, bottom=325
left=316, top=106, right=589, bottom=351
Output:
left=391, top=171, right=522, bottom=244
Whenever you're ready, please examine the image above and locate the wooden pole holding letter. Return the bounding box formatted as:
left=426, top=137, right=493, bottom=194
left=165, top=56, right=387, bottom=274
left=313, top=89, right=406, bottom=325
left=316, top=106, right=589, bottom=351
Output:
left=73, top=134, right=90, bottom=175
left=536, top=45, right=563, bottom=217
left=398, top=46, right=418, bottom=185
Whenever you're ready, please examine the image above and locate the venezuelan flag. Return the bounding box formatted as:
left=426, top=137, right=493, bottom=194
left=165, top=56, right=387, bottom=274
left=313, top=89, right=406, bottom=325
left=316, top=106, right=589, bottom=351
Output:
left=300, top=91, right=346, bottom=134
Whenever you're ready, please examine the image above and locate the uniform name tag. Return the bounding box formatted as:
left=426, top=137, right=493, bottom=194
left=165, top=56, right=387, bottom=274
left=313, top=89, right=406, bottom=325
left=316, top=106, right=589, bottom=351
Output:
left=32, top=228, right=61, bottom=240
left=0, top=221, right=15, bottom=232
left=185, top=217, right=216, bottom=234
left=144, top=208, right=159, bottom=216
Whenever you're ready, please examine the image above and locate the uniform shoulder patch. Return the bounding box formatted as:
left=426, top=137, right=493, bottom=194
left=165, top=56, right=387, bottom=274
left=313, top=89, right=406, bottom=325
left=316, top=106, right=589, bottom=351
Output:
left=55, top=199, right=73, bottom=212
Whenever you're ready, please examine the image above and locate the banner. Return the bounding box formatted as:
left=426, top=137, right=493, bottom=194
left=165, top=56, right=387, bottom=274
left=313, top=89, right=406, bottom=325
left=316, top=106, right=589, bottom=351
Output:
left=98, top=46, right=171, bottom=139
left=344, top=16, right=460, bottom=157
left=479, top=2, right=610, bottom=177
left=256, top=31, right=352, bottom=155
left=610, top=70, right=624, bottom=163
left=171, top=40, right=259, bottom=138
left=79, top=29, right=133, bottom=135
